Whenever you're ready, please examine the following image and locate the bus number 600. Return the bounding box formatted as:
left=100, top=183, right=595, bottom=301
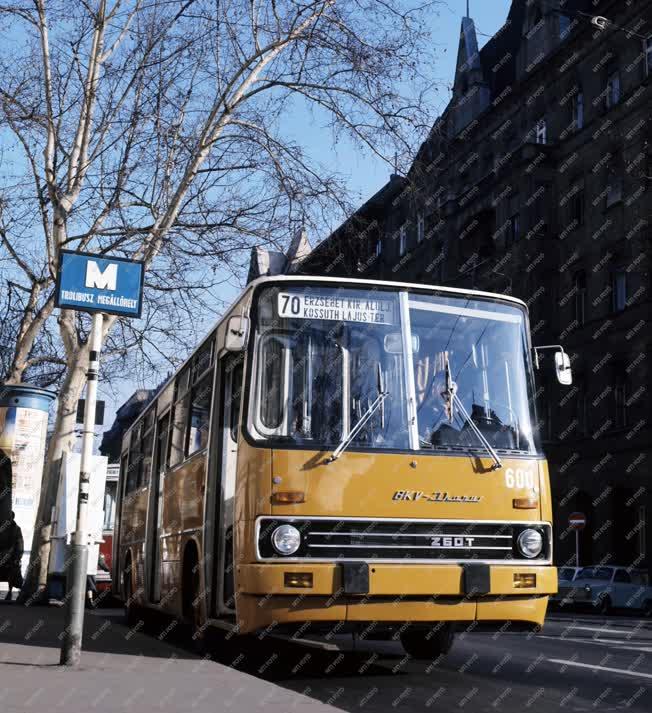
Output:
left=504, top=468, right=537, bottom=491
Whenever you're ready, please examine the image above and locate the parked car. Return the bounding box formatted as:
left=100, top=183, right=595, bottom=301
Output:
left=554, top=565, right=652, bottom=615
left=557, top=566, right=581, bottom=583
left=549, top=566, right=581, bottom=609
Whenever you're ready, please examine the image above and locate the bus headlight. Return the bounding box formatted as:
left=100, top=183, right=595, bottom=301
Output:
left=516, top=528, right=543, bottom=558
left=271, top=524, right=301, bottom=555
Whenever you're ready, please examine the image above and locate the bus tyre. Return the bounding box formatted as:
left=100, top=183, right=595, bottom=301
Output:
left=400, top=624, right=455, bottom=660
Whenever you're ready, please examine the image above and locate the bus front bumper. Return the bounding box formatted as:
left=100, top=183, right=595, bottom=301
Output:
left=236, top=563, right=556, bottom=634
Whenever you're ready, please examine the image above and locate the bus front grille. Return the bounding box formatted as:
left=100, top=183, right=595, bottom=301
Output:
left=256, top=517, right=551, bottom=563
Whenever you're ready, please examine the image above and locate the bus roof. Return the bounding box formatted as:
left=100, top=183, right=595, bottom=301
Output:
left=247, top=275, right=528, bottom=309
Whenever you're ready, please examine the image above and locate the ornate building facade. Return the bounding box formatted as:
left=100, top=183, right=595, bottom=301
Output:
left=299, top=0, right=652, bottom=569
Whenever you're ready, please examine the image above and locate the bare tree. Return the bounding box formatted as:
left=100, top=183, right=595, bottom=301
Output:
left=0, top=0, right=437, bottom=598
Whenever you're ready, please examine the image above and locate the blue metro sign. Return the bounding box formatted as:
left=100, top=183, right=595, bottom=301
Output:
left=55, top=250, right=144, bottom=318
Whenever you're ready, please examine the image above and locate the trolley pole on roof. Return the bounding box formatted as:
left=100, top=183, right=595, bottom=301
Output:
left=55, top=250, right=144, bottom=667
left=60, top=312, right=103, bottom=666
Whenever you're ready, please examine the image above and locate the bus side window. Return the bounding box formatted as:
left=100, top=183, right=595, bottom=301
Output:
left=260, top=335, right=285, bottom=430
left=127, top=425, right=141, bottom=492
left=229, top=358, right=244, bottom=442
left=157, top=412, right=170, bottom=472
left=188, top=373, right=213, bottom=455
left=169, top=365, right=191, bottom=467
left=169, top=397, right=189, bottom=467
left=141, top=424, right=155, bottom=487
left=121, top=452, right=132, bottom=495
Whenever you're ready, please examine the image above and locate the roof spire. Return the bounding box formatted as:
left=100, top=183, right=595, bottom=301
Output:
left=466, top=0, right=470, bottom=18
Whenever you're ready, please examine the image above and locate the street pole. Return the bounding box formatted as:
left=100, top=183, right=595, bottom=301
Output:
left=575, top=529, right=580, bottom=567
left=60, top=312, right=103, bottom=666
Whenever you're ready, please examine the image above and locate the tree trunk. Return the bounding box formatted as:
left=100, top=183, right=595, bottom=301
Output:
left=19, top=353, right=88, bottom=603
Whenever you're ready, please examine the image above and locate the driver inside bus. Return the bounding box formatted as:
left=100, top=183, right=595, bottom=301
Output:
left=350, top=336, right=388, bottom=446
left=415, top=351, right=454, bottom=446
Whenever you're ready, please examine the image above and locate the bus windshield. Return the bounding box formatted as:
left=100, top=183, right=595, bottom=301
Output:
left=248, top=284, right=538, bottom=455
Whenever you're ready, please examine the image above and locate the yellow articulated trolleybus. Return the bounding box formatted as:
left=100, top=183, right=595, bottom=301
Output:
left=114, top=276, right=572, bottom=658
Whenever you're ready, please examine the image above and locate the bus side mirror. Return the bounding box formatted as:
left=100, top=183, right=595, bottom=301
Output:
left=225, top=316, right=249, bottom=352
left=534, top=345, right=573, bottom=386
left=555, top=351, right=573, bottom=386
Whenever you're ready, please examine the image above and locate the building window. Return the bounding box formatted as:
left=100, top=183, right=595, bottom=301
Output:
left=417, top=213, right=425, bottom=243
left=576, top=382, right=589, bottom=436
left=526, top=5, right=543, bottom=36
left=574, top=271, right=587, bottom=325
left=606, top=173, right=623, bottom=207
left=614, top=371, right=628, bottom=427
left=534, top=118, right=547, bottom=145
left=606, top=69, right=621, bottom=109
left=528, top=183, right=547, bottom=229
left=375, top=239, right=382, bottom=257
left=572, top=91, right=584, bottom=130
left=508, top=213, right=520, bottom=244
left=612, top=271, right=627, bottom=312
left=398, top=224, right=407, bottom=256
left=570, top=186, right=585, bottom=227
left=645, top=37, right=652, bottom=76
left=559, top=14, right=572, bottom=40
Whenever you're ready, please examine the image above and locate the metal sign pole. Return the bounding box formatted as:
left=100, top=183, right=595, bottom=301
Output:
left=60, top=312, right=103, bottom=666
left=575, top=529, right=580, bottom=567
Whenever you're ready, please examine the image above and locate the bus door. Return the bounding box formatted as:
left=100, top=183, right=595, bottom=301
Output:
left=148, top=410, right=170, bottom=603
left=211, top=353, right=243, bottom=615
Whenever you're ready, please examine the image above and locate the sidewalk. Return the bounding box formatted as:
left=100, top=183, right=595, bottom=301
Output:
left=0, top=602, right=338, bottom=713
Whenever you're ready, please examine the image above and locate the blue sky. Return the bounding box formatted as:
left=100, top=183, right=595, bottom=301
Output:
left=98, top=0, right=514, bottom=429
left=308, top=0, right=514, bottom=204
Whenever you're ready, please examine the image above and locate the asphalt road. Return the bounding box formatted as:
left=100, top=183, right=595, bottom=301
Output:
left=100, top=608, right=652, bottom=712
left=270, top=615, right=652, bottom=712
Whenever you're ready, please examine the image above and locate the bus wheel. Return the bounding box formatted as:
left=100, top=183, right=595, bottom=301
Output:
left=183, top=545, right=205, bottom=650
left=400, top=624, right=455, bottom=660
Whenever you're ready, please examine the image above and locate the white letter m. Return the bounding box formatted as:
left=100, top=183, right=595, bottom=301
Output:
left=85, top=261, right=118, bottom=290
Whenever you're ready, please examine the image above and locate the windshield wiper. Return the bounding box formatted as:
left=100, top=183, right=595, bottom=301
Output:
left=441, top=355, right=503, bottom=471
left=325, top=391, right=389, bottom=464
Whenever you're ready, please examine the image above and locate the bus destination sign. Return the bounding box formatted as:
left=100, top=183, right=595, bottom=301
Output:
left=55, top=250, right=144, bottom=318
left=277, top=292, right=396, bottom=325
